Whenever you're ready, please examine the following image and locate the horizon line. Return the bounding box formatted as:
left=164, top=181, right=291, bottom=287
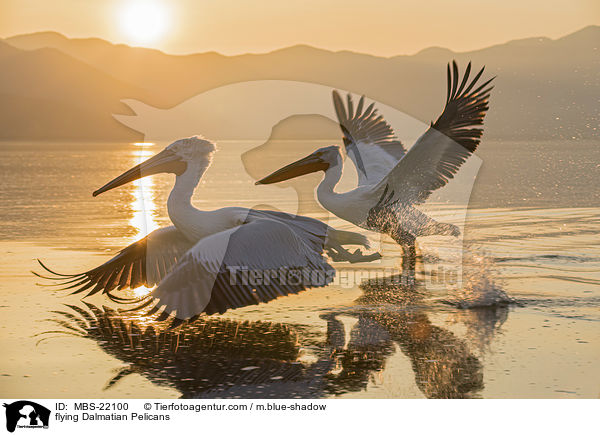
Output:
left=1, top=24, right=597, bottom=59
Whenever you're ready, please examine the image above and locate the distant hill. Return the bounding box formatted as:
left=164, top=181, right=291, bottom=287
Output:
left=0, top=42, right=148, bottom=140
left=1, top=26, right=598, bottom=141
left=0, top=40, right=20, bottom=60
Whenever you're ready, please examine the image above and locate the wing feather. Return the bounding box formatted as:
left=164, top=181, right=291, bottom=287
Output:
left=143, top=219, right=335, bottom=320
left=371, top=60, right=494, bottom=206
left=35, top=226, right=194, bottom=299
left=332, top=90, right=406, bottom=186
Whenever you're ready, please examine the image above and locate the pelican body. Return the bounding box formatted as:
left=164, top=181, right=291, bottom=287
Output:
left=257, top=61, right=494, bottom=271
left=38, top=137, right=379, bottom=322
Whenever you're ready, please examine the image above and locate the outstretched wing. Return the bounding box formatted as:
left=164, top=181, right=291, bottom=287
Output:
left=332, top=90, right=406, bottom=186
left=35, top=226, right=194, bottom=301
left=371, top=61, right=494, bottom=206
left=248, top=208, right=329, bottom=251
left=140, top=219, right=335, bottom=320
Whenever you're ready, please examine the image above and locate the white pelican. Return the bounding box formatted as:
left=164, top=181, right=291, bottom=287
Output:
left=36, top=137, right=379, bottom=322
left=257, top=61, right=494, bottom=271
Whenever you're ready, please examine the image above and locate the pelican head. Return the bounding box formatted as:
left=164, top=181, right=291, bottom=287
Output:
left=255, top=145, right=341, bottom=185
left=93, top=136, right=216, bottom=196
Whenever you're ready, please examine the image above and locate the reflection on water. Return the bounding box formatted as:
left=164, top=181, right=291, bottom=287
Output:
left=353, top=277, right=487, bottom=398
left=447, top=306, right=510, bottom=356
left=130, top=144, right=159, bottom=297
left=1, top=141, right=599, bottom=398
left=45, top=304, right=311, bottom=398
left=44, top=276, right=506, bottom=398
left=129, top=143, right=160, bottom=240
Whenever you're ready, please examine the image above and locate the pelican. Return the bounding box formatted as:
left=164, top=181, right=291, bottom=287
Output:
left=257, top=61, right=494, bottom=272
left=36, top=137, right=380, bottom=322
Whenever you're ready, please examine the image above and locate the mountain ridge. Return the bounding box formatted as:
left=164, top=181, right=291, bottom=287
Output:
left=6, top=25, right=598, bottom=58
left=0, top=26, right=597, bottom=141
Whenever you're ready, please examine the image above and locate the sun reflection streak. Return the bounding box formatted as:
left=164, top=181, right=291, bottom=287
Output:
left=130, top=143, right=159, bottom=297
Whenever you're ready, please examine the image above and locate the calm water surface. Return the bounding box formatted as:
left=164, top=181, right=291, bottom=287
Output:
left=0, top=141, right=598, bottom=398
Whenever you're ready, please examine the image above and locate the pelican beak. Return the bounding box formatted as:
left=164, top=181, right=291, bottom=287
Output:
left=255, top=151, right=329, bottom=185
left=93, top=149, right=186, bottom=197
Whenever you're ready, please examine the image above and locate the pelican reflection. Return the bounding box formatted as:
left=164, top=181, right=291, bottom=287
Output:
left=44, top=287, right=508, bottom=398
left=44, top=303, right=324, bottom=398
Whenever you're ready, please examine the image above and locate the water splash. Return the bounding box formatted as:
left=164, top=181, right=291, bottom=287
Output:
left=447, top=306, right=509, bottom=356
left=444, top=246, right=515, bottom=308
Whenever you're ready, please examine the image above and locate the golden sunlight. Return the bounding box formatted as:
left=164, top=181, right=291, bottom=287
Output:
left=117, top=0, right=171, bottom=45
left=130, top=144, right=159, bottom=297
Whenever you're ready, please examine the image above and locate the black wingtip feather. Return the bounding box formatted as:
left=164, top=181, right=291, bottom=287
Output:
left=450, top=61, right=459, bottom=100
left=36, top=259, right=77, bottom=277
left=332, top=90, right=347, bottom=123
left=433, top=60, right=495, bottom=149
left=356, top=95, right=365, bottom=114
left=332, top=90, right=406, bottom=160
left=446, top=63, right=451, bottom=103
left=456, top=61, right=471, bottom=96
left=346, top=93, right=354, bottom=119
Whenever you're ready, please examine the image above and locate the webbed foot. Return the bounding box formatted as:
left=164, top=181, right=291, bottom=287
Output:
left=327, top=247, right=382, bottom=263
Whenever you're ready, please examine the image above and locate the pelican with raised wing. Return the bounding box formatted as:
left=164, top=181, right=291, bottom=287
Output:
left=36, top=137, right=379, bottom=322
left=257, top=61, right=494, bottom=273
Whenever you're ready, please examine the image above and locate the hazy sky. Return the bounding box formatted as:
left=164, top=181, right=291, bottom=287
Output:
left=1, top=0, right=598, bottom=56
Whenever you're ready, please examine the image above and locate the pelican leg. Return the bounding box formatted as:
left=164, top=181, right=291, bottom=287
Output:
left=401, top=241, right=416, bottom=285
left=320, top=313, right=346, bottom=353
left=391, top=231, right=416, bottom=285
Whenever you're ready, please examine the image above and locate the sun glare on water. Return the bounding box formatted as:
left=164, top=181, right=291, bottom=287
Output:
left=131, top=143, right=160, bottom=297
left=118, top=0, right=171, bottom=45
